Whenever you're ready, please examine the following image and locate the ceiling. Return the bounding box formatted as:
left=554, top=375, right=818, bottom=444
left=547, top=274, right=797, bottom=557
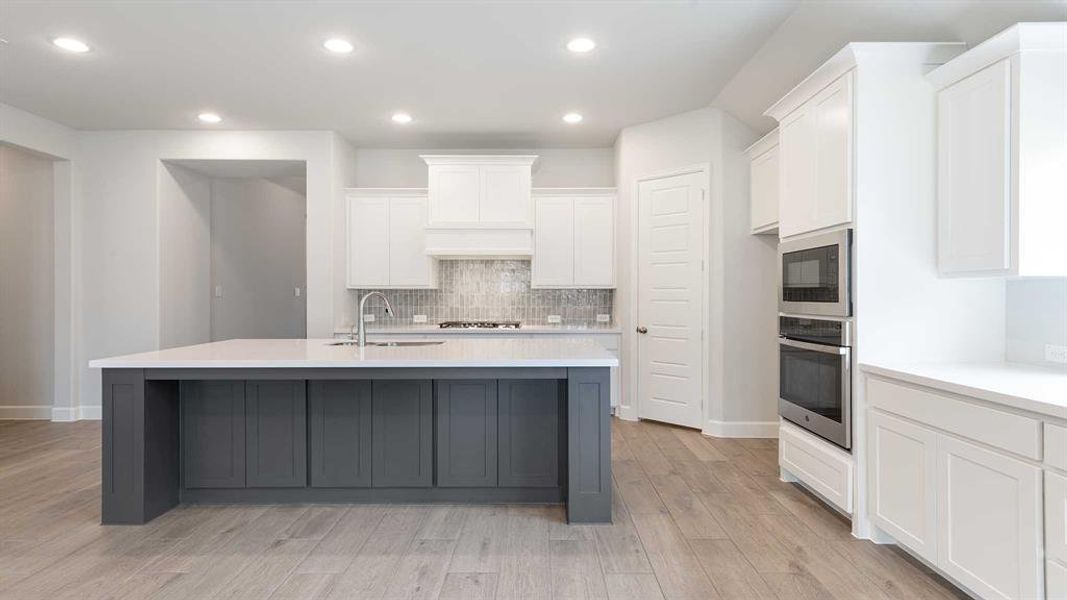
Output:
left=0, top=0, right=796, bottom=148
left=1, top=1, right=1063, bottom=147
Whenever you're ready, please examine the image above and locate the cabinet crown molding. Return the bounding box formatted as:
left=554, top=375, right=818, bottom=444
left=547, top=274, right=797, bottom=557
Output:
left=764, top=42, right=964, bottom=121
left=927, top=22, right=1067, bottom=89
left=420, top=154, right=539, bottom=167
left=744, top=128, right=779, bottom=157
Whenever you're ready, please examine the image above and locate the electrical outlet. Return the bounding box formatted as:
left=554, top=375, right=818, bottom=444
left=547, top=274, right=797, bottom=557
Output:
left=547, top=315, right=562, bottom=324
left=362, top=313, right=375, bottom=323
left=1045, top=344, right=1067, bottom=364
left=596, top=314, right=610, bottom=323
left=412, top=314, right=427, bottom=323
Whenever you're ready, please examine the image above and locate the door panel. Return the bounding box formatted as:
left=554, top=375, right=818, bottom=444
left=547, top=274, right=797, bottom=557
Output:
left=429, top=166, right=480, bottom=223
left=869, top=411, right=938, bottom=562
left=811, top=72, right=853, bottom=231
left=388, top=196, right=435, bottom=287
left=182, top=381, right=245, bottom=489
left=480, top=165, right=530, bottom=223
left=245, top=381, right=306, bottom=488
left=532, top=197, right=574, bottom=287
left=777, top=107, right=815, bottom=237
left=436, top=380, right=498, bottom=487
left=937, top=435, right=1042, bottom=599
left=573, top=197, right=615, bottom=287
left=498, top=380, right=560, bottom=487
left=637, top=172, right=705, bottom=428
left=371, top=380, right=433, bottom=487
left=348, top=196, right=390, bottom=287
left=309, top=381, right=372, bottom=488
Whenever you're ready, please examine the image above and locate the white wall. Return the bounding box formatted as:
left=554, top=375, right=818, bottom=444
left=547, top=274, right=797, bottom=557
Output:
left=614, top=107, right=778, bottom=437
left=0, top=145, right=55, bottom=419
left=211, top=177, right=306, bottom=340
left=159, top=163, right=212, bottom=349
left=353, top=148, right=615, bottom=188
left=76, top=130, right=354, bottom=414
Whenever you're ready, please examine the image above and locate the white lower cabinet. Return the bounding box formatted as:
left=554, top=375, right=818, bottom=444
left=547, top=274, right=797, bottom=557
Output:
left=1047, top=471, right=1067, bottom=566
left=937, top=435, right=1043, bottom=600
left=869, top=410, right=939, bottom=563
left=1049, top=560, right=1067, bottom=600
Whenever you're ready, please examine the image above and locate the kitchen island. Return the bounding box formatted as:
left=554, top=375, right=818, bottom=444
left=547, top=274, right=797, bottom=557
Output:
left=89, top=337, right=617, bottom=525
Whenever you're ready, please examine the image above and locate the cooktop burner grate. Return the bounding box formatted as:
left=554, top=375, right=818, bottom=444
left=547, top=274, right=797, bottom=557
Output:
left=438, top=321, right=521, bottom=329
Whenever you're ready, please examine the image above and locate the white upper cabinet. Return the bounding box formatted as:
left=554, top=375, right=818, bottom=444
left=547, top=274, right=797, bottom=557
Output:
left=422, top=155, right=536, bottom=225
left=346, top=190, right=437, bottom=289
left=770, top=71, right=853, bottom=238
left=532, top=190, right=615, bottom=289
left=746, top=129, right=779, bottom=235
left=928, top=23, right=1067, bottom=277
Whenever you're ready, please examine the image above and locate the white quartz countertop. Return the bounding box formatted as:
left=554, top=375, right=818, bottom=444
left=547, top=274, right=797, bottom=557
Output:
left=89, top=338, right=620, bottom=369
left=332, top=325, right=621, bottom=335
left=860, top=362, right=1067, bottom=419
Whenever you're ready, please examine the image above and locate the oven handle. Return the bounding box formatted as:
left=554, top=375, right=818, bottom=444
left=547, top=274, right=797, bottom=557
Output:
left=778, top=337, right=849, bottom=355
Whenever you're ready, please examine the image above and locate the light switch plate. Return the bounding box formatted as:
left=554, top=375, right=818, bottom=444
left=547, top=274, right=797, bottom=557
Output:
left=362, top=313, right=375, bottom=323
left=547, top=315, right=562, bottom=324
left=412, top=314, right=427, bottom=323
left=596, top=314, right=611, bottom=323
left=1046, top=344, right=1067, bottom=364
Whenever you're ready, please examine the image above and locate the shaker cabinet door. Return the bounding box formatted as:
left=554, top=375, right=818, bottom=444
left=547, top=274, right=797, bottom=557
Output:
left=182, top=381, right=246, bottom=489
left=498, top=380, right=560, bottom=488
left=347, top=196, right=390, bottom=287
left=372, top=380, right=433, bottom=487
left=573, top=197, right=615, bottom=287
left=436, top=380, right=498, bottom=487
left=388, top=196, right=435, bottom=288
left=532, top=197, right=575, bottom=287
left=245, top=381, right=306, bottom=488
left=309, top=381, right=373, bottom=488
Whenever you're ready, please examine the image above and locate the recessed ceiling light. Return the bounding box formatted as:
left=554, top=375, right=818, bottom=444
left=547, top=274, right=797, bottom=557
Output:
left=566, top=37, right=596, bottom=53
left=197, top=112, right=222, bottom=124
left=52, top=37, right=90, bottom=53
left=323, top=38, right=354, bottom=54
left=562, top=112, right=583, bottom=124
left=391, top=112, right=413, bottom=124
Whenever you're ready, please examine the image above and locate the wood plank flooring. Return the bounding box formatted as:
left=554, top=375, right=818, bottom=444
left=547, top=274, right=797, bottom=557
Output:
left=0, top=418, right=965, bottom=599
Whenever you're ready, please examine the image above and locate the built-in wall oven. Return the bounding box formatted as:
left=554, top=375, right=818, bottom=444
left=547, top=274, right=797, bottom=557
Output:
left=779, top=316, right=852, bottom=450
left=779, top=229, right=852, bottom=317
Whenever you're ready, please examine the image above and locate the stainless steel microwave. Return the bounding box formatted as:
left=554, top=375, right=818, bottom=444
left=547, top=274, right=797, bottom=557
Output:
left=778, top=229, right=852, bottom=317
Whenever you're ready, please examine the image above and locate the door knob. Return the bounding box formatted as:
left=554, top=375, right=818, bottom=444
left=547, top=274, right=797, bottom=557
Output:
left=636, top=326, right=648, bottom=334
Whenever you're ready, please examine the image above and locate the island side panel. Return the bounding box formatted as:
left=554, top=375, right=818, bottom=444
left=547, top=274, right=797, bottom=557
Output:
left=102, top=369, right=179, bottom=524
left=566, top=367, right=612, bottom=523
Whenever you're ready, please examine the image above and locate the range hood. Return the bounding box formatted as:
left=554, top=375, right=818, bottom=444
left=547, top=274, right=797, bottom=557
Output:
left=421, top=155, right=538, bottom=258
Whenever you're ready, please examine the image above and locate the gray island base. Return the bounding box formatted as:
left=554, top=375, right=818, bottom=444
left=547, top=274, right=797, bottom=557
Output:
left=99, top=356, right=612, bottom=525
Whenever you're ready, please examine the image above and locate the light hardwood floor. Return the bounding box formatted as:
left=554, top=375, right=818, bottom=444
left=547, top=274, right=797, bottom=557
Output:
left=0, top=418, right=964, bottom=599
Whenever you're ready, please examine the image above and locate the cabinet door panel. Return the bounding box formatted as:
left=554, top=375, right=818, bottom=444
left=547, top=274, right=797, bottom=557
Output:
left=777, top=107, right=815, bottom=238
left=372, top=380, right=433, bottom=487
left=936, top=435, right=1042, bottom=599
left=245, top=381, right=306, bottom=488
left=182, top=381, right=245, bottom=489
left=868, top=411, right=938, bottom=562
left=937, top=59, right=1012, bottom=274
left=348, top=196, right=390, bottom=287
left=574, top=197, right=615, bottom=287
left=811, top=72, right=853, bottom=231
left=480, top=165, right=530, bottom=223
left=498, top=380, right=559, bottom=487
left=750, top=144, right=779, bottom=232
left=309, top=381, right=372, bottom=488
left=389, top=196, right=435, bottom=288
left=436, top=380, right=498, bottom=487
left=532, top=197, right=574, bottom=287
left=429, top=166, right=480, bottom=223
left=1047, top=471, right=1067, bottom=565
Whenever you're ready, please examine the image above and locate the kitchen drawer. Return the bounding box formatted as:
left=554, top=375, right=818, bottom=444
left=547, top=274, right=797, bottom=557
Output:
left=1048, top=471, right=1067, bottom=565
left=779, top=421, right=853, bottom=514
left=867, top=376, right=1041, bottom=460
left=1050, top=560, right=1067, bottom=600
left=1047, top=423, right=1067, bottom=471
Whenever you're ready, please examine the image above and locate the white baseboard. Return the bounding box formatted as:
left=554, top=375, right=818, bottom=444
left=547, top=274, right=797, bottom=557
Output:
left=50, top=405, right=101, bottom=421
left=614, top=405, right=639, bottom=422
left=0, top=405, right=53, bottom=420
left=702, top=419, right=779, bottom=438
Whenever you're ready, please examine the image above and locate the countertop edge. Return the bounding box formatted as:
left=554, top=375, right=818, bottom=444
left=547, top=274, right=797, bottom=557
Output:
left=90, top=359, right=620, bottom=369
left=859, top=362, right=1067, bottom=420
left=331, top=327, right=622, bottom=335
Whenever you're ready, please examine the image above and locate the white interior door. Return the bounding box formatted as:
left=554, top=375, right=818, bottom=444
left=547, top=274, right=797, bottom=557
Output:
left=637, top=171, right=705, bottom=428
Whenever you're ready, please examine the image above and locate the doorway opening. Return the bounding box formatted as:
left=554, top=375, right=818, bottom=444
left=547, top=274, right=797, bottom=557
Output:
left=159, top=159, right=307, bottom=346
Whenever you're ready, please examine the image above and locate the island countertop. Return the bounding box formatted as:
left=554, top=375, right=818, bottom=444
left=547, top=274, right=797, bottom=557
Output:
left=89, top=337, right=620, bottom=369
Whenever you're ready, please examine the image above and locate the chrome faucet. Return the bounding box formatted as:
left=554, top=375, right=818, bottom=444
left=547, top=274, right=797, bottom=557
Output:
left=354, top=291, right=395, bottom=347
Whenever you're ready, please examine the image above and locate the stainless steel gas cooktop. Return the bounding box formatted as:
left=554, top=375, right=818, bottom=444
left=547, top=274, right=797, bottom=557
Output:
left=438, top=321, right=521, bottom=329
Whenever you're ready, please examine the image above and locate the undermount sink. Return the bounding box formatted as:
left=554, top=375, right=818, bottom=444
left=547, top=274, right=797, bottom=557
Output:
left=329, top=340, right=446, bottom=347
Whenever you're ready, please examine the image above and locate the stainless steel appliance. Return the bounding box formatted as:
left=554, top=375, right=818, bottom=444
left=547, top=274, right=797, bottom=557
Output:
left=779, top=229, right=852, bottom=317
left=778, top=316, right=852, bottom=450
left=439, top=321, right=521, bottom=329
